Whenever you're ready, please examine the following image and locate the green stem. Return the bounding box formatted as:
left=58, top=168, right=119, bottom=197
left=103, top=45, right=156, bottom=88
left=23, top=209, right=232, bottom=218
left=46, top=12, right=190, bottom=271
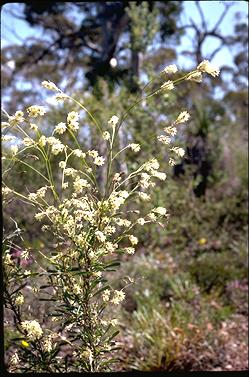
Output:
left=5, top=156, right=50, bottom=183
left=66, top=94, right=103, bottom=136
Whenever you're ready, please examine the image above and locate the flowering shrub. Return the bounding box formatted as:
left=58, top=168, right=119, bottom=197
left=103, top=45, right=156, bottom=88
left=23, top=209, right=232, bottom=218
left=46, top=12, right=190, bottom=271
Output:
left=2, top=60, right=219, bottom=372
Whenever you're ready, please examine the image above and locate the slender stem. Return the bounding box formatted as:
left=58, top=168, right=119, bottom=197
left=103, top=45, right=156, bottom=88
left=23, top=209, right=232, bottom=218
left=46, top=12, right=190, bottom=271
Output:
left=67, top=129, right=98, bottom=187
left=5, top=156, right=50, bottom=183
left=105, top=122, right=119, bottom=198
left=111, top=145, right=130, bottom=161
left=64, top=93, right=103, bottom=136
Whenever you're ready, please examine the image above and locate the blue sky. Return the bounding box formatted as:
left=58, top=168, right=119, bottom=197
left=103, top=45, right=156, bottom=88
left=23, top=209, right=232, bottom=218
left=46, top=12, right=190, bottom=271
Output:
left=1, top=1, right=248, bottom=70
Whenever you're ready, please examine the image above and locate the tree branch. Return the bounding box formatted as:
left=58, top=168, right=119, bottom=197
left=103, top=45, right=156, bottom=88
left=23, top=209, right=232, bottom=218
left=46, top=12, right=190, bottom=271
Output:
left=212, top=2, right=234, bottom=33
left=195, top=1, right=207, bottom=32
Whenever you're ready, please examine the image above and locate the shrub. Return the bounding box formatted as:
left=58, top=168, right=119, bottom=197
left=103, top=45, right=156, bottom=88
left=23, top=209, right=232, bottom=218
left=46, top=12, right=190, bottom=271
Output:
left=2, top=61, right=219, bottom=372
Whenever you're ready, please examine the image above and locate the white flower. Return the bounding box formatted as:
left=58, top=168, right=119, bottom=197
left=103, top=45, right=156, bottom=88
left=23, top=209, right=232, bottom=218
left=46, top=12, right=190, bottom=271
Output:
left=59, top=161, right=66, bottom=169
left=164, top=126, right=177, bottom=136
left=162, top=64, right=178, bottom=74
left=39, top=135, right=47, bottom=147
left=152, top=207, right=167, bottom=216
left=140, top=173, right=153, bottom=189
left=73, top=177, right=90, bottom=193
left=36, top=186, right=47, bottom=198
left=108, top=115, right=119, bottom=127
left=67, top=111, right=79, bottom=122
left=105, top=241, right=118, bottom=253
left=93, top=156, right=105, bottom=166
left=51, top=142, right=65, bottom=155
left=161, top=80, right=174, bottom=91
left=35, top=212, right=45, bottom=221
left=28, top=193, right=37, bottom=201
left=157, top=135, right=171, bottom=144
left=68, top=120, right=79, bottom=131
left=144, top=158, right=160, bottom=172
left=23, top=137, right=35, bottom=146
left=2, top=135, right=16, bottom=142
left=62, top=182, right=69, bottom=189
left=103, top=131, right=111, bottom=140
left=30, top=123, right=38, bottom=131
left=111, top=290, right=125, bottom=304
left=169, top=158, right=176, bottom=166
left=72, top=284, right=82, bottom=295
left=175, top=111, right=190, bottom=124
left=95, top=231, right=106, bottom=243
left=10, top=145, right=18, bottom=155
left=115, top=218, right=131, bottom=227
left=138, top=192, right=150, bottom=201
left=171, top=146, right=185, bottom=157
left=102, top=289, right=110, bottom=302
left=55, top=122, right=67, bottom=134
left=129, top=143, right=140, bottom=152
left=9, top=111, right=25, bottom=126
left=152, top=171, right=167, bottom=181
left=15, top=294, right=24, bottom=305
left=54, top=93, right=69, bottom=101
left=21, top=320, right=43, bottom=340
left=88, top=150, right=98, bottom=158
left=73, top=149, right=86, bottom=158
left=43, top=335, right=53, bottom=352
left=2, top=187, right=12, bottom=196
left=197, top=60, right=220, bottom=77
left=64, top=168, right=77, bottom=176
left=186, top=71, right=203, bottom=82
left=113, top=173, right=122, bottom=182
left=137, top=218, right=146, bottom=225
left=104, top=225, right=116, bottom=234
left=27, top=105, right=46, bottom=117
left=128, top=235, right=138, bottom=245
left=123, top=247, right=135, bottom=254
left=67, top=111, right=79, bottom=131
left=41, top=81, right=59, bottom=91
left=147, top=213, right=157, bottom=221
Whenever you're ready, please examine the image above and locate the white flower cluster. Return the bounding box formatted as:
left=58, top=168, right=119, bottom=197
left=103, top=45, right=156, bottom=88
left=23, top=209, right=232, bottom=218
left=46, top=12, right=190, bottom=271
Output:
left=197, top=60, right=220, bottom=77
left=162, top=64, right=178, bottom=74
left=54, top=93, right=69, bottom=101
left=67, top=111, right=79, bottom=131
left=175, top=111, right=191, bottom=124
left=108, top=115, right=119, bottom=128
left=101, top=190, right=129, bottom=213
left=15, top=293, right=24, bottom=305
left=27, top=105, right=46, bottom=118
left=9, top=111, right=25, bottom=126
left=87, top=150, right=105, bottom=166
left=160, top=80, right=174, bottom=91
left=157, top=135, right=171, bottom=144
left=73, top=176, right=90, bottom=193
left=28, top=186, right=48, bottom=201
left=2, top=187, right=12, bottom=196
left=170, top=146, right=185, bottom=157
left=186, top=71, right=203, bottom=83
left=41, top=81, right=59, bottom=91
left=156, top=111, right=190, bottom=164
left=129, top=143, right=141, bottom=152
left=55, top=122, right=67, bottom=134
left=21, top=320, right=43, bottom=340
left=73, top=149, right=86, bottom=158
left=102, top=289, right=125, bottom=304
left=103, top=131, right=111, bottom=140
